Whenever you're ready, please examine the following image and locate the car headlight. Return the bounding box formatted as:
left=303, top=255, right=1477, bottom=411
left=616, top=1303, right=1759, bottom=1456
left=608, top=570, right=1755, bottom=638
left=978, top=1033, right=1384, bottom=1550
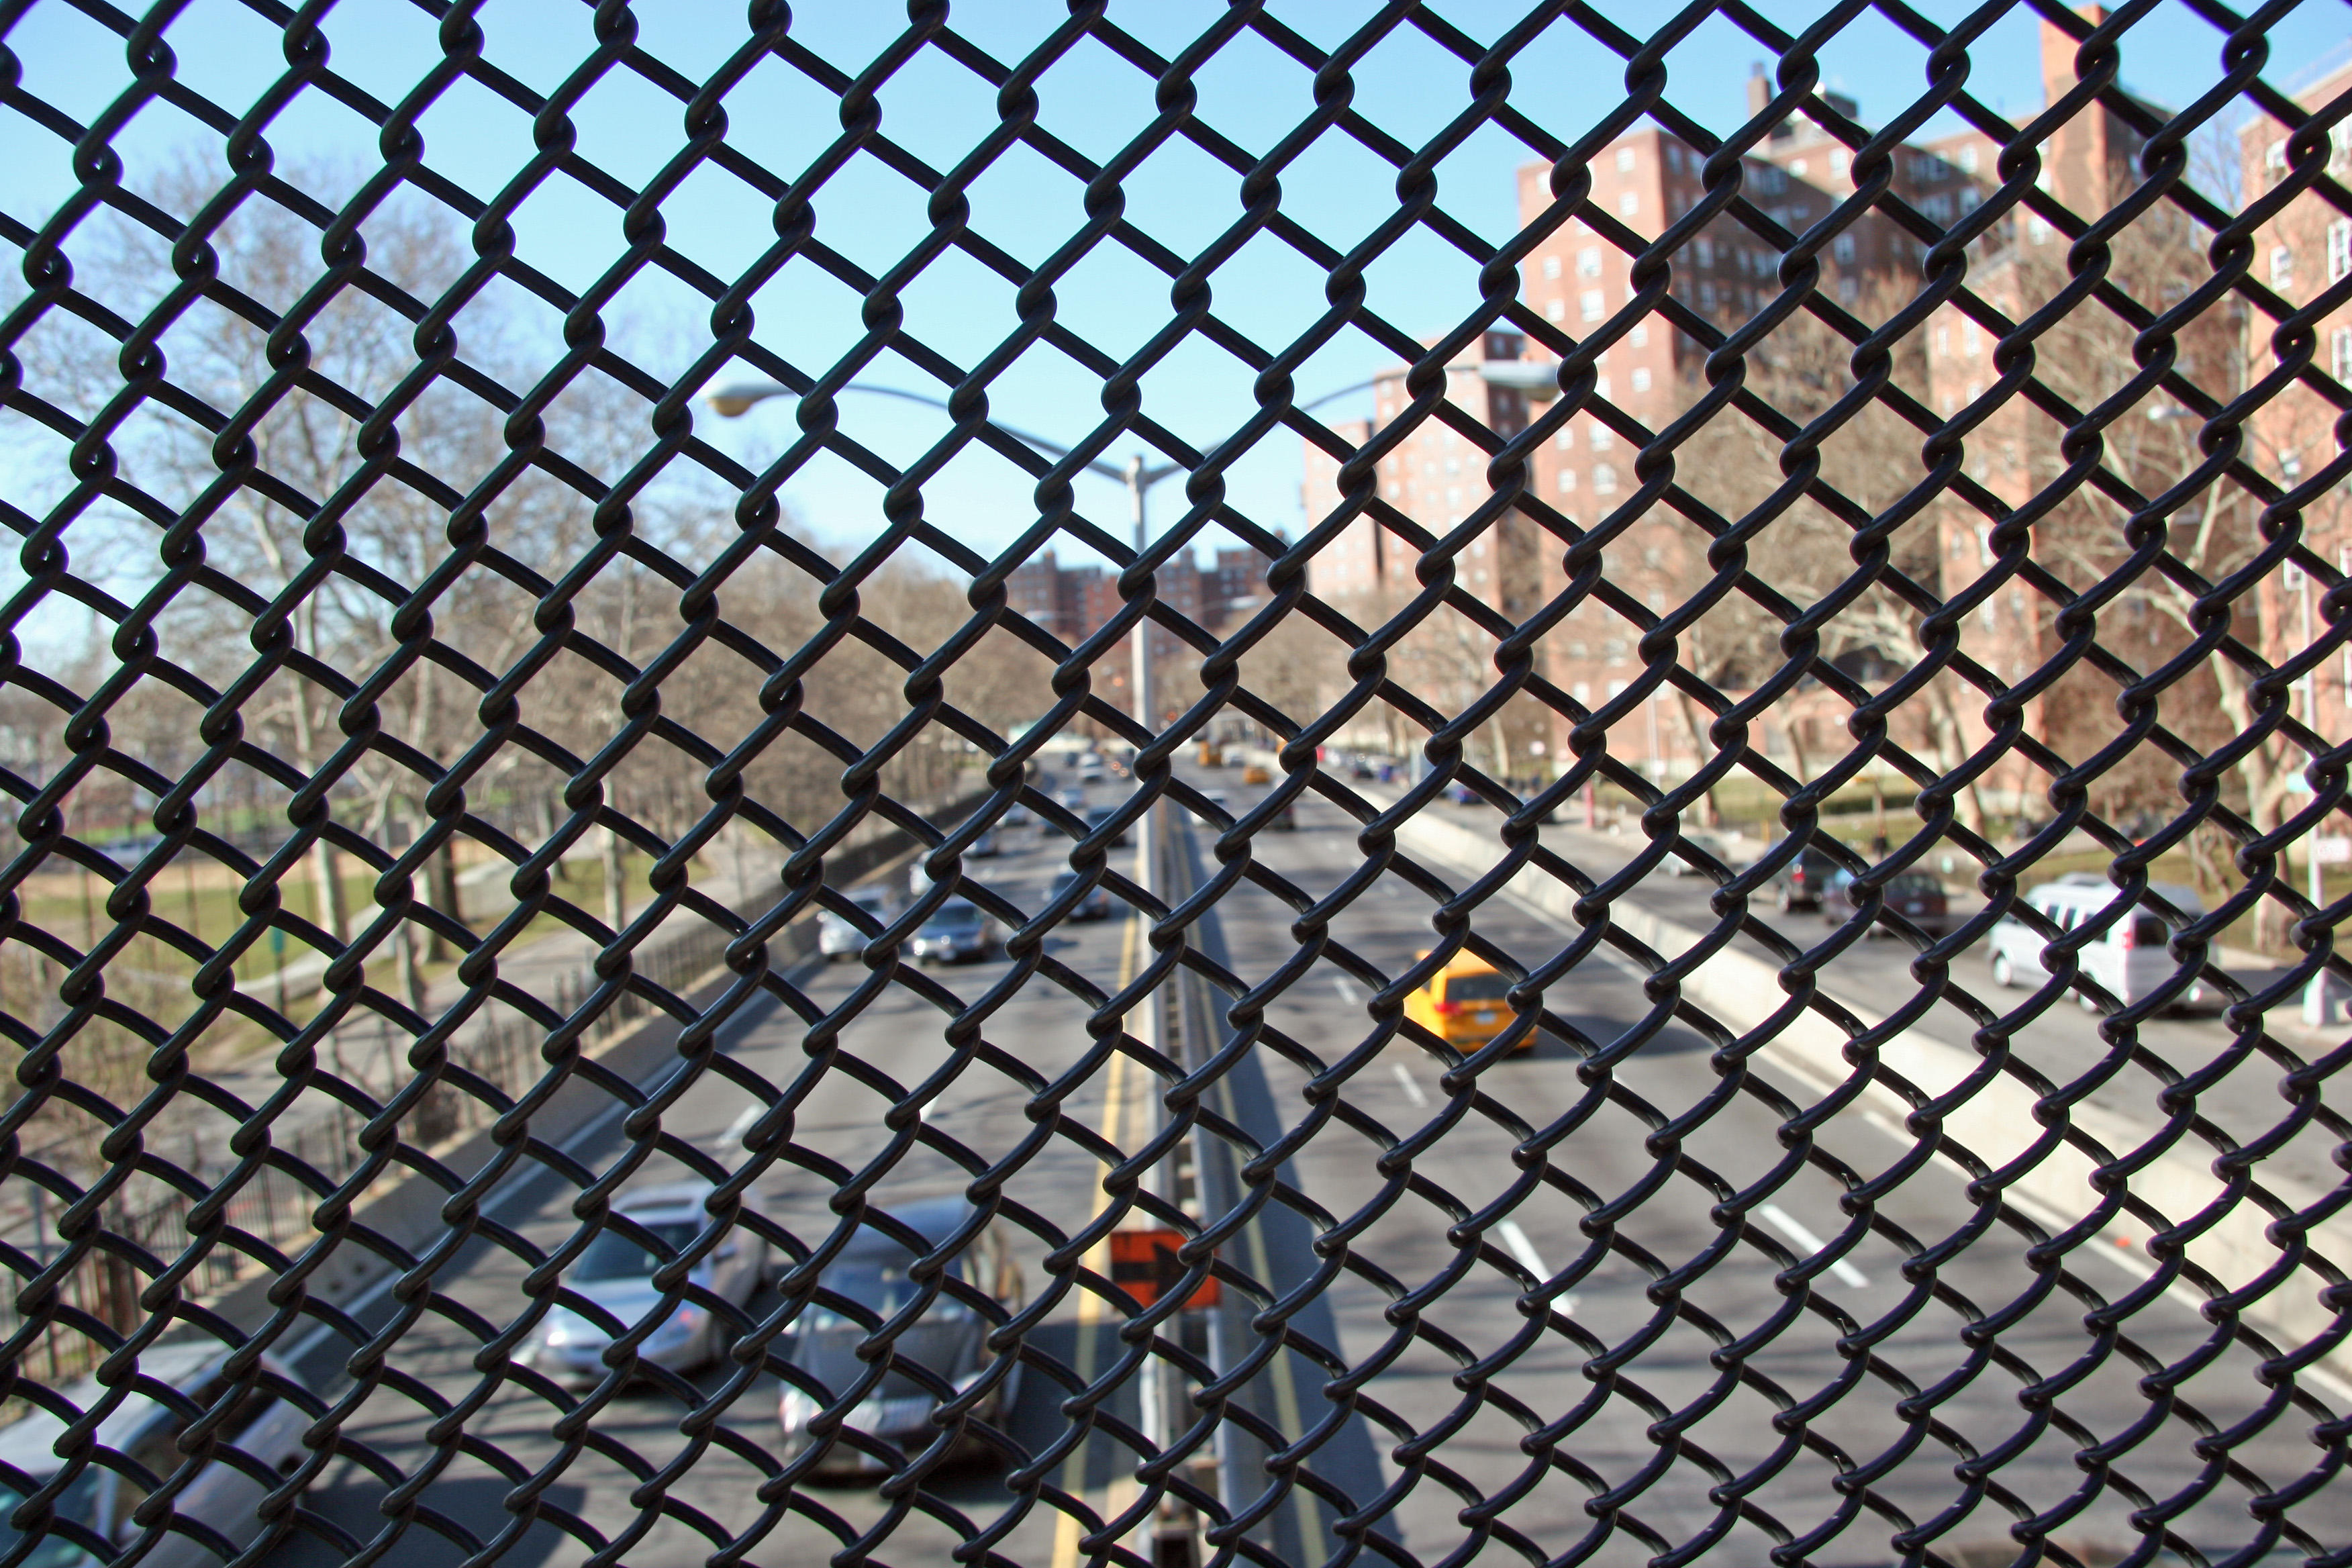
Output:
left=779, top=1386, right=816, bottom=1433
left=540, top=1308, right=596, bottom=1349
left=851, top=1394, right=934, bottom=1435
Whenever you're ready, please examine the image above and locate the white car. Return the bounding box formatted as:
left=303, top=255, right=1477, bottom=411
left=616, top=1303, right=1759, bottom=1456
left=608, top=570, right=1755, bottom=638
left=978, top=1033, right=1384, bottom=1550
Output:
left=818, top=888, right=893, bottom=962
left=0, top=1340, right=308, bottom=1568
left=525, top=1181, right=770, bottom=1385
left=1984, top=875, right=2208, bottom=1011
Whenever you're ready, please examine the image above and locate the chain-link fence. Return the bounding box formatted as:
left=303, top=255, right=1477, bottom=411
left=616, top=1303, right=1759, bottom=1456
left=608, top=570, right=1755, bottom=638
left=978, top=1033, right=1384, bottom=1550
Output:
left=0, top=3, right=2347, bottom=1566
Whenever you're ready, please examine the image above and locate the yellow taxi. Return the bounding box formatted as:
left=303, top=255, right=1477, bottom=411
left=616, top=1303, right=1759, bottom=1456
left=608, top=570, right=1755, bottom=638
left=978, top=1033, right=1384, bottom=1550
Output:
left=1402, top=952, right=1525, bottom=1050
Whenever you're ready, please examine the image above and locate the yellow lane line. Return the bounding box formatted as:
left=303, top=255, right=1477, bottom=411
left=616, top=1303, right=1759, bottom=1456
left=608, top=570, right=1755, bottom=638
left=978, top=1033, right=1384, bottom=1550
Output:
left=1049, top=910, right=1138, bottom=1568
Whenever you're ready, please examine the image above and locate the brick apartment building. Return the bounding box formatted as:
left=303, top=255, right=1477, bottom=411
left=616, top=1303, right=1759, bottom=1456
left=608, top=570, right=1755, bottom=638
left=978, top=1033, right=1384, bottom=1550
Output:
left=2240, top=52, right=2352, bottom=827
left=1302, top=7, right=2262, bottom=817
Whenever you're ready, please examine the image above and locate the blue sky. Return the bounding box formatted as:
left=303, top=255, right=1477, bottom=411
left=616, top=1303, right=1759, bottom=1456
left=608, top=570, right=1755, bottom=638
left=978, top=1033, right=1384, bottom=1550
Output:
left=3, top=0, right=2346, bottom=618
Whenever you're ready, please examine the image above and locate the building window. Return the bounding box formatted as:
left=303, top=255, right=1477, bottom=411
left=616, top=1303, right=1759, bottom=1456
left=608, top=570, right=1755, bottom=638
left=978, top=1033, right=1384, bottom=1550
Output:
left=1595, top=374, right=1610, bottom=398
left=1630, top=323, right=1649, bottom=348
left=1571, top=681, right=1591, bottom=705
left=1699, top=282, right=1716, bottom=311
left=1589, top=424, right=1613, bottom=451
left=1958, top=144, right=1978, bottom=175
left=1831, top=149, right=1849, bottom=181
left=1445, top=487, right=1461, bottom=507
left=1792, top=158, right=1808, bottom=177
left=2028, top=214, right=2050, bottom=244
left=1934, top=324, right=1949, bottom=356
left=2331, top=219, right=2351, bottom=282
left=1694, top=238, right=1714, bottom=267
left=1838, top=276, right=1858, bottom=304
left=1963, top=322, right=1980, bottom=356
left=1541, top=255, right=1562, bottom=280
left=1557, top=467, right=1577, bottom=493
left=1580, top=289, right=1606, bottom=322
left=1545, top=297, right=1565, bottom=322
left=1594, top=463, right=1618, bottom=493
left=1832, top=234, right=1856, bottom=264
left=1616, top=146, right=1637, bottom=173
left=1555, top=427, right=1576, bottom=450
left=2271, top=244, right=2294, bottom=289
left=1630, top=367, right=1651, bottom=392
left=1618, top=190, right=1638, bottom=217
left=1577, top=246, right=1603, bottom=277
left=2266, top=140, right=2288, bottom=179
left=2333, top=325, right=2352, bottom=382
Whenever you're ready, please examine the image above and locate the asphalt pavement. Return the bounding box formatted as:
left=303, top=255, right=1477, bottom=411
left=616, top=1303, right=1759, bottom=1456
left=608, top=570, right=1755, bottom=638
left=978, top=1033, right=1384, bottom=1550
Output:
left=248, top=760, right=2348, bottom=1568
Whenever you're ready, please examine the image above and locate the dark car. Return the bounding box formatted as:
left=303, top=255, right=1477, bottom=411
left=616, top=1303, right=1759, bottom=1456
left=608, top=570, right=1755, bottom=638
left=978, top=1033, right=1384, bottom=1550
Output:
left=910, top=899, right=998, bottom=964
left=776, top=1199, right=1024, bottom=1475
left=1050, top=871, right=1114, bottom=922
left=1823, top=871, right=1956, bottom=937
left=1766, top=846, right=1843, bottom=913
left=1083, top=806, right=1130, bottom=846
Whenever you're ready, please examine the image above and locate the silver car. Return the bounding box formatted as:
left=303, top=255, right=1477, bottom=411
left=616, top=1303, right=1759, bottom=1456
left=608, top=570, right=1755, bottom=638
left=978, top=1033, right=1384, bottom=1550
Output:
left=524, top=1181, right=770, bottom=1385
left=0, top=1340, right=307, bottom=1568
left=777, top=1197, right=1024, bottom=1474
left=819, top=888, right=893, bottom=963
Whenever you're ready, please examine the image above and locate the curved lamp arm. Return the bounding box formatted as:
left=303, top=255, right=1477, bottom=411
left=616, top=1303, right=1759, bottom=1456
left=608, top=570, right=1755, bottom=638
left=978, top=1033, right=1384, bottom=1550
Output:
left=704, top=379, right=1136, bottom=484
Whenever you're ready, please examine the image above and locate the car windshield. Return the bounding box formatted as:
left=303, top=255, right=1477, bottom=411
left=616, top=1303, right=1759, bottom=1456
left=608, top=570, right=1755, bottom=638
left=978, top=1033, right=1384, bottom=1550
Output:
left=926, top=905, right=981, bottom=932
left=1444, top=973, right=1512, bottom=1003
left=807, top=1246, right=971, bottom=1331
left=2130, top=915, right=2168, bottom=946
left=1052, top=875, right=1083, bottom=897
left=1887, top=875, right=1943, bottom=897
left=575, top=1220, right=701, bottom=1281
left=850, top=893, right=888, bottom=917
left=0, top=1471, right=104, bottom=1568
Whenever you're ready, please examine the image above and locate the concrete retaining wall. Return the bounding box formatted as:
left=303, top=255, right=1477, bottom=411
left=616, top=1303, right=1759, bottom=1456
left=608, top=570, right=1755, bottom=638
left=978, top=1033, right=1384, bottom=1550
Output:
left=201, top=791, right=996, bottom=1345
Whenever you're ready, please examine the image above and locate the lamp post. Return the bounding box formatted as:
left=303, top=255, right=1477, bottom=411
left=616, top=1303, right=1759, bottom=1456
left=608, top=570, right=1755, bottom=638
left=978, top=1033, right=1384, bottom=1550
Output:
left=709, top=374, right=1202, bottom=1551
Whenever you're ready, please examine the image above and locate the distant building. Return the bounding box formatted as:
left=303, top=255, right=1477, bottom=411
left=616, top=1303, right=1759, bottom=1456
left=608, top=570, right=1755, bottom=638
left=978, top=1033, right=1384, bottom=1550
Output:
left=2241, top=52, right=2352, bottom=794
left=1006, top=542, right=1279, bottom=661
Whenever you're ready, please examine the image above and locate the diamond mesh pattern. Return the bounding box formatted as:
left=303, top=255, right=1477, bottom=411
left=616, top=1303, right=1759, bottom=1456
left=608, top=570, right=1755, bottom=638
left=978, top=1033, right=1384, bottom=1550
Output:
left=0, top=5, right=2347, bottom=1567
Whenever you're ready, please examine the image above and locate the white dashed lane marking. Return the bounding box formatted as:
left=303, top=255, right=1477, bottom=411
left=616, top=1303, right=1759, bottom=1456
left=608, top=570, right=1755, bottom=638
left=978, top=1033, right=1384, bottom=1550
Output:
left=1756, top=1202, right=1870, bottom=1287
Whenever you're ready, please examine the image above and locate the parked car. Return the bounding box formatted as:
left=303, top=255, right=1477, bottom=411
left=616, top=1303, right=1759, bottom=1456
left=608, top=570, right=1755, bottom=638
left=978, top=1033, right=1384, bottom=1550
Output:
left=1056, top=787, right=1087, bottom=812
left=1985, top=875, right=2208, bottom=1011
left=820, top=888, right=895, bottom=962
left=1083, top=807, right=1130, bottom=846
left=1402, top=952, right=1526, bottom=1052
left=1269, top=799, right=1297, bottom=830
left=1077, top=754, right=1106, bottom=783
left=1821, top=870, right=1957, bottom=937
left=1765, top=845, right=1843, bottom=913
left=910, top=899, right=999, bottom=964
left=1667, top=834, right=1733, bottom=877
left=1050, top=871, right=1113, bottom=922
left=776, top=1197, right=1024, bottom=1474
left=968, top=828, right=1000, bottom=859
left=0, top=1341, right=308, bottom=1568
left=525, top=1181, right=770, bottom=1385
left=1241, top=764, right=1272, bottom=785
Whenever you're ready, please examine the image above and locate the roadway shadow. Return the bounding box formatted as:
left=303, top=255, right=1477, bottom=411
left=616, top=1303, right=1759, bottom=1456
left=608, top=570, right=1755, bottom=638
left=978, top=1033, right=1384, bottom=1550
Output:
left=268, top=1477, right=587, bottom=1568
left=1523, top=1012, right=1713, bottom=1059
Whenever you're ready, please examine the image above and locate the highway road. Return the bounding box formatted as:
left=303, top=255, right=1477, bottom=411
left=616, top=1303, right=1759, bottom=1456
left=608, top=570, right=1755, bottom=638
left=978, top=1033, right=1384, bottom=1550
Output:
left=248, top=760, right=2347, bottom=1568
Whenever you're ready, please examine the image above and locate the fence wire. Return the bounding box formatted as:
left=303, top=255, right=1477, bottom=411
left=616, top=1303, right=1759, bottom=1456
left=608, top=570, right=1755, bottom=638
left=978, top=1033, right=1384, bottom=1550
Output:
left=0, top=3, right=2347, bottom=1568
